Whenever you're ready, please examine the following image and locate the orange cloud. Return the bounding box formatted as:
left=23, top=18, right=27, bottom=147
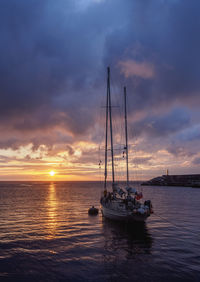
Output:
left=118, top=59, right=155, bottom=79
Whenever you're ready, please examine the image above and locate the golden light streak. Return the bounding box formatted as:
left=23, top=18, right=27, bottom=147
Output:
left=46, top=182, right=57, bottom=239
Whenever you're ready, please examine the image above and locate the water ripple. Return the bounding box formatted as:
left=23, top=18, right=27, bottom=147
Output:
left=0, top=182, right=199, bottom=281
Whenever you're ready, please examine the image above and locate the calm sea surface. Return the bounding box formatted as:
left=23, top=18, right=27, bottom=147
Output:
left=0, top=181, right=199, bottom=281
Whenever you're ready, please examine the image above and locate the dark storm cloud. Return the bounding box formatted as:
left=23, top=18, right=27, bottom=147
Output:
left=192, top=157, right=200, bottom=165
left=132, top=157, right=152, bottom=165
left=0, top=0, right=132, bottom=148
left=0, top=1, right=105, bottom=122
left=167, top=145, right=192, bottom=158
left=0, top=0, right=200, bottom=157
left=105, top=0, right=200, bottom=110
left=132, top=108, right=191, bottom=138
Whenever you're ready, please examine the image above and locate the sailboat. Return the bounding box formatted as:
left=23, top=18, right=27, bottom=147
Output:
left=100, top=67, right=153, bottom=222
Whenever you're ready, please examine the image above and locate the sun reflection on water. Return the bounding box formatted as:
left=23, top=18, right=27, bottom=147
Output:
left=46, top=182, right=58, bottom=239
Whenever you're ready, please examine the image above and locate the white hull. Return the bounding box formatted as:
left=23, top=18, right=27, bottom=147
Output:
left=101, top=202, right=149, bottom=222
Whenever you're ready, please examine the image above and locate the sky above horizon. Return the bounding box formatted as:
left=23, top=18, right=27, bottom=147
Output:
left=1, top=0, right=200, bottom=181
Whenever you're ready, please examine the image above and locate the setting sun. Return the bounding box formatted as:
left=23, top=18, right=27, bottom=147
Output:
left=49, top=171, right=55, bottom=177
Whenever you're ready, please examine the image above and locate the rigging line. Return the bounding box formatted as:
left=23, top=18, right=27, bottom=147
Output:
left=110, top=97, right=119, bottom=181
left=110, top=71, right=122, bottom=183
left=129, top=117, right=141, bottom=189
left=133, top=147, right=141, bottom=191
left=98, top=145, right=103, bottom=184
left=114, top=85, right=125, bottom=183
left=124, top=87, right=129, bottom=187
left=119, top=86, right=125, bottom=183
left=98, top=96, right=105, bottom=188
left=153, top=213, right=199, bottom=237
left=108, top=67, right=115, bottom=184
left=104, top=67, right=109, bottom=190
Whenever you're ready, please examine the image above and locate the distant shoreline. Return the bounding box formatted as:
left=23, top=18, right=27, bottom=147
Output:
left=141, top=174, right=200, bottom=188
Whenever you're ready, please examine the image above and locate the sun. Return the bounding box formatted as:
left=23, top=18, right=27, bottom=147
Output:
left=49, top=170, right=55, bottom=177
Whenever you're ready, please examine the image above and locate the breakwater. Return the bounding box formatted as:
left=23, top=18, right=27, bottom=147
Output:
left=141, top=174, right=200, bottom=187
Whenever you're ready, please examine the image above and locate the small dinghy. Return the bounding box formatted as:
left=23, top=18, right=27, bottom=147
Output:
left=88, top=206, right=99, bottom=215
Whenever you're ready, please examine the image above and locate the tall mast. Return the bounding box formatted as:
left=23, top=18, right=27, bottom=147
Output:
left=124, top=86, right=129, bottom=186
left=107, top=67, right=115, bottom=185
left=104, top=69, right=109, bottom=190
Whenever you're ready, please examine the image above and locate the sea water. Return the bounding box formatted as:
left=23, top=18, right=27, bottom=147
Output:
left=0, top=181, right=199, bottom=281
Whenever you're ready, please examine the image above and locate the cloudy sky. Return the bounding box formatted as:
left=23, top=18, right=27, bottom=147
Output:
left=0, top=0, right=200, bottom=180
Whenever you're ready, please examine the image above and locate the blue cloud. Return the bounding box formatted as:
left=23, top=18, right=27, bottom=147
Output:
left=0, top=0, right=200, bottom=157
